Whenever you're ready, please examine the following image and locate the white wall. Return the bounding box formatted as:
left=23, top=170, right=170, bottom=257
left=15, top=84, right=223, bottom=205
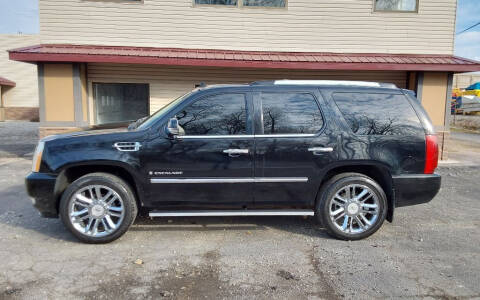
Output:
left=39, top=0, right=457, bottom=55
left=0, top=34, right=40, bottom=107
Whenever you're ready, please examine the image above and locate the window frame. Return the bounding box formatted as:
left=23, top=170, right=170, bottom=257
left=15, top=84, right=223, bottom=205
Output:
left=193, top=0, right=288, bottom=9
left=256, top=91, right=326, bottom=137
left=373, top=0, right=419, bottom=13
left=170, top=91, right=253, bottom=138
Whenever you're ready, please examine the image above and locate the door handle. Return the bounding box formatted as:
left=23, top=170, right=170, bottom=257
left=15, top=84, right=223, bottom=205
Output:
left=223, top=149, right=249, bottom=157
left=308, top=147, right=334, bottom=155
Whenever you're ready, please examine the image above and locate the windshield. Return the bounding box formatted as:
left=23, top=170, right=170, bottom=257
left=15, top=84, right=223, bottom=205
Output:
left=136, top=91, right=194, bottom=130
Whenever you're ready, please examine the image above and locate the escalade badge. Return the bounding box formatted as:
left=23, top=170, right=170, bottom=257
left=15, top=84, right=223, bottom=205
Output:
left=149, top=171, right=183, bottom=176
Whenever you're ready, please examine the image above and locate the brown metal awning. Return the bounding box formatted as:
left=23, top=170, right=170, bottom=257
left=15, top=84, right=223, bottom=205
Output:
left=8, top=44, right=480, bottom=72
left=0, top=76, right=16, bottom=87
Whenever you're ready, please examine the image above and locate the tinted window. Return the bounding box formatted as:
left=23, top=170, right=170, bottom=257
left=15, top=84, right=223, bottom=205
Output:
left=332, top=93, right=424, bottom=136
left=177, top=93, right=247, bottom=135
left=261, top=93, right=323, bottom=134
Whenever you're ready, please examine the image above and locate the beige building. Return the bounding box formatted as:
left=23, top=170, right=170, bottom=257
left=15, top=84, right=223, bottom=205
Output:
left=0, top=34, right=40, bottom=121
left=454, top=72, right=480, bottom=89
left=8, top=0, right=480, bottom=159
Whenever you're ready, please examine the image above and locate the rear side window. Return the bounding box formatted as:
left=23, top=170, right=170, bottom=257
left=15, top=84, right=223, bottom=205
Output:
left=261, top=93, right=324, bottom=134
left=332, top=93, right=424, bottom=136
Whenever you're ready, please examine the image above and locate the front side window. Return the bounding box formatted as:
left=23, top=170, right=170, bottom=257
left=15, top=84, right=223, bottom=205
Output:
left=261, top=93, right=323, bottom=134
left=194, top=0, right=285, bottom=7
left=374, top=0, right=418, bottom=12
left=177, top=93, right=247, bottom=135
left=332, top=93, right=424, bottom=136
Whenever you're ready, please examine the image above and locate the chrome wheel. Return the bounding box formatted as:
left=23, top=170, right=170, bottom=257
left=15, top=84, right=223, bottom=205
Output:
left=329, top=184, right=379, bottom=235
left=68, top=185, right=125, bottom=238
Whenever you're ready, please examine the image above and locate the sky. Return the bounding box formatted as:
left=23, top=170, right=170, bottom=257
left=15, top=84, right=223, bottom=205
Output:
left=455, top=0, right=480, bottom=61
left=0, top=0, right=478, bottom=60
left=0, top=0, right=38, bottom=34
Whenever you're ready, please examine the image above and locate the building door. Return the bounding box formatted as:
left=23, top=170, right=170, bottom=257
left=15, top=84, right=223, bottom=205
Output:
left=252, top=90, right=338, bottom=207
left=93, top=83, right=149, bottom=125
left=143, top=92, right=255, bottom=209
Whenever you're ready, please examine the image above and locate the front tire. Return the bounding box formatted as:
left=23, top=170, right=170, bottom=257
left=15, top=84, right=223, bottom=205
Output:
left=316, top=173, right=387, bottom=240
left=59, top=172, right=138, bottom=244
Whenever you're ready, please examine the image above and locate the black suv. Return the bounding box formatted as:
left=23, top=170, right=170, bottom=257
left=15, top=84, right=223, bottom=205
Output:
left=25, top=80, right=441, bottom=243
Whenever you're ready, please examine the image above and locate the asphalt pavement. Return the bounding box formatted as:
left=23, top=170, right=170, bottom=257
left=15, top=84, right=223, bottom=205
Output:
left=0, top=122, right=479, bottom=299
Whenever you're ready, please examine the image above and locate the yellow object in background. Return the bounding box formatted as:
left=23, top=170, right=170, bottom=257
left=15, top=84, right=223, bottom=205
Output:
left=463, top=90, right=480, bottom=97
left=452, top=88, right=463, bottom=98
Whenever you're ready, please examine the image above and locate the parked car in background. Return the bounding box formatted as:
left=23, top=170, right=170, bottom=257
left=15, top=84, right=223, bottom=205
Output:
left=25, top=80, right=441, bottom=243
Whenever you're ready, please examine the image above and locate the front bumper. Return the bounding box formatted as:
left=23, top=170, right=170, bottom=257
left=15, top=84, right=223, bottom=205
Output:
left=393, top=174, right=441, bottom=207
left=25, top=172, right=58, bottom=218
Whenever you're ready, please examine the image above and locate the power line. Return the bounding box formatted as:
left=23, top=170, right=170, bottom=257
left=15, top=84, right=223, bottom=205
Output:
left=457, top=21, right=480, bottom=35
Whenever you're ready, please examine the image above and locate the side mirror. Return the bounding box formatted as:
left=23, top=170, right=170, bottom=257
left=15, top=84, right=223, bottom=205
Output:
left=165, top=117, right=185, bottom=137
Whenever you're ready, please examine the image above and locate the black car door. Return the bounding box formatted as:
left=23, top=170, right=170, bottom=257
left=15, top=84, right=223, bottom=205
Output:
left=252, top=89, right=338, bottom=208
left=142, top=91, right=255, bottom=209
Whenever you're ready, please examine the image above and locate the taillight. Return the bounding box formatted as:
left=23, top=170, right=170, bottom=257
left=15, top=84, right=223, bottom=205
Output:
left=424, top=134, right=438, bottom=174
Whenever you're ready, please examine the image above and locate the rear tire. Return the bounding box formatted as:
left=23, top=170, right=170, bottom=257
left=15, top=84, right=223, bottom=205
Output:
left=316, top=172, right=387, bottom=240
left=59, top=172, right=138, bottom=244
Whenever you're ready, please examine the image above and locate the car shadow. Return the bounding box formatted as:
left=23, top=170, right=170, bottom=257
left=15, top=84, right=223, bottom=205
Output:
left=0, top=184, right=78, bottom=242
left=1, top=184, right=330, bottom=242
left=130, top=214, right=330, bottom=239
left=0, top=143, right=36, bottom=158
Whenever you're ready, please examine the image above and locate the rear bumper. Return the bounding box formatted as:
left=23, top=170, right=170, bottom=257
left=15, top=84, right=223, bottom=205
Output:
left=25, top=172, right=58, bottom=218
left=393, top=174, right=441, bottom=207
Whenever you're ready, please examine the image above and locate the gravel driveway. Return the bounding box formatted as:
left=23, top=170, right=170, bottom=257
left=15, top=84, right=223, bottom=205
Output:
left=0, top=122, right=38, bottom=158
left=0, top=122, right=479, bottom=299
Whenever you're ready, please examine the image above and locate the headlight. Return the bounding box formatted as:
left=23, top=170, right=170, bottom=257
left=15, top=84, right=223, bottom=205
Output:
left=32, top=141, right=45, bottom=172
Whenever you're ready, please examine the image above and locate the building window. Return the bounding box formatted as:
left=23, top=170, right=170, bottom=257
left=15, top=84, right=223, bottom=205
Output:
left=374, top=0, right=418, bottom=12
left=194, top=0, right=286, bottom=8
left=195, top=0, right=237, bottom=5
left=93, top=83, right=149, bottom=125
left=243, top=0, right=285, bottom=7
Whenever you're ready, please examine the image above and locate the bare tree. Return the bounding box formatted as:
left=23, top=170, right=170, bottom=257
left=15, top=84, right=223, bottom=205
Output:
left=376, top=0, right=401, bottom=10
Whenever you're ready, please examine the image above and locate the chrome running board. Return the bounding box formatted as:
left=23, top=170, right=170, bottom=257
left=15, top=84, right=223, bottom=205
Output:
left=149, top=210, right=314, bottom=217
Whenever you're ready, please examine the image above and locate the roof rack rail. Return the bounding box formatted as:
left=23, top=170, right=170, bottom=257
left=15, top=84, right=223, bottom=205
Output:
left=250, top=80, right=397, bottom=88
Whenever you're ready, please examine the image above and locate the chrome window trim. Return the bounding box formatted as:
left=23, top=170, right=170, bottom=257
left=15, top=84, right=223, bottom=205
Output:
left=150, top=177, right=308, bottom=184
left=178, top=135, right=254, bottom=139
left=178, top=134, right=316, bottom=139
left=255, top=134, right=316, bottom=138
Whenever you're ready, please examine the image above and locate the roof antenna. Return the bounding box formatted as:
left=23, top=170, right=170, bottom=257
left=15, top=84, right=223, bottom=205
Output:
left=195, top=82, right=207, bottom=88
